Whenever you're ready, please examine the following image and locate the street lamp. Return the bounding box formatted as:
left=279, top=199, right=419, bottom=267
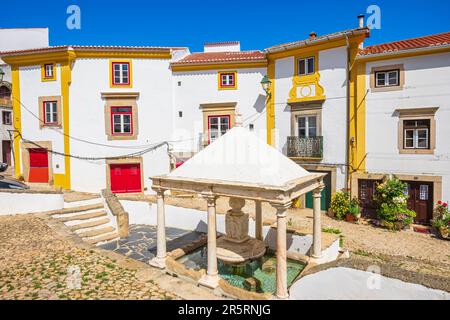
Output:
left=0, top=68, right=4, bottom=82
left=260, top=75, right=272, bottom=97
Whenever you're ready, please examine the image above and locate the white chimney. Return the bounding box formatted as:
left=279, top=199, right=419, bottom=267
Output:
left=358, top=14, right=365, bottom=28
left=204, top=41, right=240, bottom=52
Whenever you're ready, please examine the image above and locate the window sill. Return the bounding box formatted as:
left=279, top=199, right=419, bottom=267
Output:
left=399, top=149, right=434, bottom=155
left=371, top=85, right=404, bottom=93
left=107, top=134, right=137, bottom=141
left=40, top=123, right=62, bottom=129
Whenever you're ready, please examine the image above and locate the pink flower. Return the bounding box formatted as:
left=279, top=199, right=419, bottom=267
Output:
left=438, top=200, right=442, bottom=205
left=444, top=203, right=448, bottom=208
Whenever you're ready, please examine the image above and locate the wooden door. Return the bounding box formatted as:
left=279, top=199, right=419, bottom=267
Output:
left=405, top=181, right=433, bottom=224
left=28, top=148, right=49, bottom=183
left=358, top=179, right=381, bottom=219
left=2, top=140, right=11, bottom=165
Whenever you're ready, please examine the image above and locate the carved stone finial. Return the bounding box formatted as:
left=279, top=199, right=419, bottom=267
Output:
left=235, top=106, right=243, bottom=127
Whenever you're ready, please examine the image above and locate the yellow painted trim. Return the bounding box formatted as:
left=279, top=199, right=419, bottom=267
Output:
left=109, top=59, right=133, bottom=88
left=2, top=50, right=172, bottom=67
left=171, top=61, right=267, bottom=72
left=266, top=59, right=275, bottom=146
left=288, top=51, right=326, bottom=103
left=54, top=52, right=76, bottom=190
left=357, top=45, right=450, bottom=62
left=266, top=36, right=365, bottom=60
left=75, top=51, right=172, bottom=60
left=41, top=63, right=57, bottom=82
left=217, top=71, right=237, bottom=90
left=11, top=67, right=21, bottom=178
left=355, top=61, right=366, bottom=172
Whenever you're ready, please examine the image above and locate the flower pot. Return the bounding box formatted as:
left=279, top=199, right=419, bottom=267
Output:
left=439, top=227, right=450, bottom=240
left=345, top=214, right=355, bottom=222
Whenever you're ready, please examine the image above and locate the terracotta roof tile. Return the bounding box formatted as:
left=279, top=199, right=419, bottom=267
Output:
left=0, top=45, right=186, bottom=56
left=171, top=50, right=266, bottom=65
left=359, top=31, right=450, bottom=56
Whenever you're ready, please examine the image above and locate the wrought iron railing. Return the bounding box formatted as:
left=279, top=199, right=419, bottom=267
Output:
left=287, top=136, right=323, bottom=158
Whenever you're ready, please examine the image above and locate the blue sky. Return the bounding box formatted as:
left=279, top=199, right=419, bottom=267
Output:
left=1, top=0, right=449, bottom=52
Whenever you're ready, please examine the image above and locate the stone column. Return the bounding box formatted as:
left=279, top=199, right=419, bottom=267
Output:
left=272, top=202, right=291, bottom=299
left=198, top=194, right=220, bottom=289
left=255, top=200, right=263, bottom=241
left=149, top=189, right=167, bottom=269
left=312, top=184, right=325, bottom=259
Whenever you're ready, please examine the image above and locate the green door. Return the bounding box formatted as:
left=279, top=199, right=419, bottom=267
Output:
left=305, top=171, right=331, bottom=211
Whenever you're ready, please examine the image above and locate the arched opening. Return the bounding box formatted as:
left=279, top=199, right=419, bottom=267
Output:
left=0, top=85, right=11, bottom=99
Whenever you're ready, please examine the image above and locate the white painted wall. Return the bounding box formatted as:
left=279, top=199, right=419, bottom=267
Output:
left=69, top=57, right=174, bottom=193
left=171, top=67, right=267, bottom=154
left=365, top=52, right=450, bottom=202
left=18, top=64, right=66, bottom=175
left=274, top=46, right=349, bottom=190
left=0, top=191, right=64, bottom=215
left=0, top=28, right=49, bottom=52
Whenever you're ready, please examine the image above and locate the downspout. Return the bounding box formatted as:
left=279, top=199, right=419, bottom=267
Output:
left=345, top=34, right=351, bottom=191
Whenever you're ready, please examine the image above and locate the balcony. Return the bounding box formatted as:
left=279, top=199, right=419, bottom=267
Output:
left=287, top=136, right=323, bottom=159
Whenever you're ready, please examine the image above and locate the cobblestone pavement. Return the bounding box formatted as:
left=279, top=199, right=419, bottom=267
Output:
left=100, top=225, right=204, bottom=263
left=0, top=215, right=178, bottom=300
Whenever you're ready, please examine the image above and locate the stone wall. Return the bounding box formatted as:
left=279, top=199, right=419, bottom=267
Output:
left=101, top=189, right=129, bottom=238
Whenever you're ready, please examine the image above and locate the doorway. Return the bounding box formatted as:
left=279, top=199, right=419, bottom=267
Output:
left=1, top=140, right=11, bottom=165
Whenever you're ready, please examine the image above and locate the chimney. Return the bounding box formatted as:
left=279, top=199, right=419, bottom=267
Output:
left=309, top=32, right=317, bottom=40
left=358, top=14, right=365, bottom=28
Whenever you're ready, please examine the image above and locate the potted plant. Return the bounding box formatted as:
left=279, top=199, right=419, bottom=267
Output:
left=346, top=197, right=361, bottom=222
left=330, top=191, right=350, bottom=221
left=373, top=176, right=416, bottom=231
left=431, top=201, right=450, bottom=240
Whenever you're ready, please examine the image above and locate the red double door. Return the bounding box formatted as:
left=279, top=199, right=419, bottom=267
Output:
left=110, top=163, right=142, bottom=193
left=29, top=148, right=49, bottom=183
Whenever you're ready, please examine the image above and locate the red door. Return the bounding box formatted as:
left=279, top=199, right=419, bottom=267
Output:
left=110, top=163, right=142, bottom=193
left=29, top=148, right=49, bottom=183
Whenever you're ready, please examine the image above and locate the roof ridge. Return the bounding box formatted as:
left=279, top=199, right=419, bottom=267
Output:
left=364, top=31, right=450, bottom=49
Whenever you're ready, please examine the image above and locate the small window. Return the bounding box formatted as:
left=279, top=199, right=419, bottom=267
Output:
left=111, top=107, right=133, bottom=135
left=297, top=115, right=317, bottom=138
left=375, top=70, right=399, bottom=87
left=298, top=57, right=315, bottom=76
left=111, top=62, right=131, bottom=86
left=41, top=64, right=56, bottom=81
left=218, top=72, right=237, bottom=89
left=43, top=101, right=58, bottom=125
left=208, top=115, right=230, bottom=143
left=403, top=119, right=430, bottom=149
left=2, top=111, right=12, bottom=125
left=44, top=64, right=54, bottom=78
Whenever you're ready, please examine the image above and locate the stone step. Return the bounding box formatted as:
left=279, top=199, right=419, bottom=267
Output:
left=69, top=218, right=110, bottom=232
left=78, top=226, right=115, bottom=239
left=57, top=210, right=107, bottom=222
left=47, top=203, right=104, bottom=216
left=86, top=232, right=119, bottom=245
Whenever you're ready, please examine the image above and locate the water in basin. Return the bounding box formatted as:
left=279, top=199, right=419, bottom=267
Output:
left=177, top=246, right=306, bottom=293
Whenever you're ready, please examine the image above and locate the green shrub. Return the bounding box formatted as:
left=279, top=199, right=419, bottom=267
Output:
left=374, top=176, right=416, bottom=230
left=330, top=191, right=350, bottom=220
left=348, top=197, right=361, bottom=217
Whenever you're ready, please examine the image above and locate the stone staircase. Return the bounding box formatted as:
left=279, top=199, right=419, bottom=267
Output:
left=49, top=195, right=119, bottom=245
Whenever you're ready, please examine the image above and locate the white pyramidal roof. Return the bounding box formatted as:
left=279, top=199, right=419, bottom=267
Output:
left=168, top=126, right=311, bottom=187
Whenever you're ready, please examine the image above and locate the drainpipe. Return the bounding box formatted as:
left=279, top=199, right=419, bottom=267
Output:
left=344, top=34, right=351, bottom=191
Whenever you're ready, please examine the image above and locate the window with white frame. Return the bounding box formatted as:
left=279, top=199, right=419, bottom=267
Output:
left=298, top=57, right=315, bottom=76
left=375, top=69, right=399, bottom=87
left=111, top=107, right=133, bottom=135
left=208, top=115, right=230, bottom=143
left=403, top=119, right=430, bottom=149
left=297, top=115, right=317, bottom=137
left=43, top=101, right=58, bottom=125
left=219, top=72, right=236, bottom=89
left=44, top=64, right=54, bottom=78
left=112, top=62, right=130, bottom=85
